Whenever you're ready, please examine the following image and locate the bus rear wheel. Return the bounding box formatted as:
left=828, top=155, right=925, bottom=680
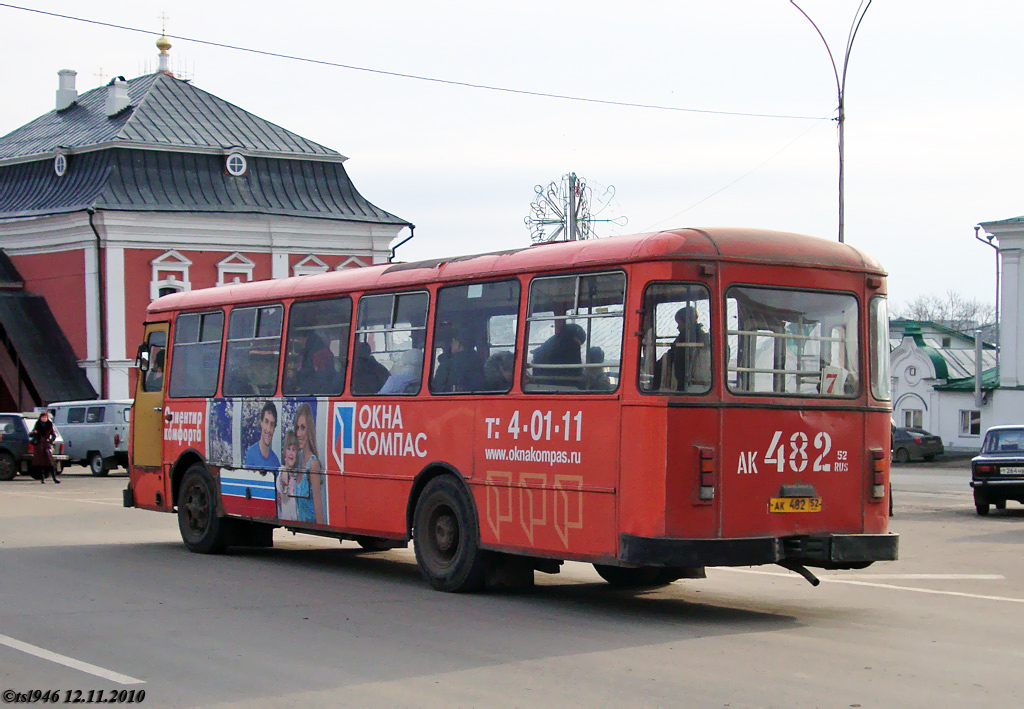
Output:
left=413, top=476, right=487, bottom=592
left=593, top=564, right=677, bottom=588
left=178, top=464, right=231, bottom=553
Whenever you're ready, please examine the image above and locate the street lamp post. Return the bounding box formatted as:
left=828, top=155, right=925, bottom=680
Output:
left=791, top=0, right=873, bottom=244
left=975, top=225, right=1000, bottom=371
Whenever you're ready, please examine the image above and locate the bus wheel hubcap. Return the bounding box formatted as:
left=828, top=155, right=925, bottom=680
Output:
left=185, top=485, right=209, bottom=532
left=434, top=513, right=457, bottom=555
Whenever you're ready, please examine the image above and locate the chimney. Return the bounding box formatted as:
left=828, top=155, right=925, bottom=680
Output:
left=56, top=69, right=77, bottom=111
left=105, top=76, right=130, bottom=116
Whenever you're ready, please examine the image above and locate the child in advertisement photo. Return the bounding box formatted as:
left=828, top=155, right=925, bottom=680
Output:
left=276, top=431, right=300, bottom=520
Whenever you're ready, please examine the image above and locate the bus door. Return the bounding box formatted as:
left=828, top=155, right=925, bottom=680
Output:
left=130, top=323, right=170, bottom=509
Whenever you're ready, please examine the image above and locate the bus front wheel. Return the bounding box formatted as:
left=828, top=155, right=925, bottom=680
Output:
left=593, top=564, right=677, bottom=588
left=413, top=476, right=487, bottom=592
left=178, top=464, right=231, bottom=554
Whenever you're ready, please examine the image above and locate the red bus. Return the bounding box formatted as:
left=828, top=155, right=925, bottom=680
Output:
left=126, top=228, right=897, bottom=591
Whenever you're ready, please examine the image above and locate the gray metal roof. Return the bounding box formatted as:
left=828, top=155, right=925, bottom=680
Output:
left=0, top=73, right=342, bottom=162
left=937, top=348, right=998, bottom=380
left=0, top=148, right=410, bottom=225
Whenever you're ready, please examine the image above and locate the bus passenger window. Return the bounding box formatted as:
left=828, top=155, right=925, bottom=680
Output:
left=169, top=311, right=224, bottom=398
left=726, top=286, right=859, bottom=397
left=222, top=305, right=283, bottom=397
left=353, top=292, right=428, bottom=395
left=639, top=283, right=712, bottom=395
left=282, top=297, right=352, bottom=397
left=523, top=272, right=625, bottom=394
left=430, top=280, right=520, bottom=395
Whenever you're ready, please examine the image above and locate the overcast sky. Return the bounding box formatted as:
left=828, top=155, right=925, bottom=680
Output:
left=1, top=1, right=1019, bottom=307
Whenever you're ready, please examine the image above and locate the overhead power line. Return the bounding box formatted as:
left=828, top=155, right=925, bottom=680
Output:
left=0, top=2, right=829, bottom=121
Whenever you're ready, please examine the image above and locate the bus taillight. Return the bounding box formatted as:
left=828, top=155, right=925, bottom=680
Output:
left=869, top=448, right=886, bottom=498
left=698, top=448, right=716, bottom=501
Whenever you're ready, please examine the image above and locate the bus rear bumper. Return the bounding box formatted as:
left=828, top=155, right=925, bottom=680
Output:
left=619, top=532, right=898, bottom=568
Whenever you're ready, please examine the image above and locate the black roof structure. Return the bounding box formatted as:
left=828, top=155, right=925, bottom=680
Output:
left=0, top=292, right=97, bottom=405
left=0, top=73, right=410, bottom=226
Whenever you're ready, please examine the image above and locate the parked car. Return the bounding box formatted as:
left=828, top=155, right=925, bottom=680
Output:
left=47, top=400, right=131, bottom=476
left=0, top=412, right=69, bottom=480
left=970, top=425, right=1024, bottom=516
left=891, top=427, right=944, bottom=463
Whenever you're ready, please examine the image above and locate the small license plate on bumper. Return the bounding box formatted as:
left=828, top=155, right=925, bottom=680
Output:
left=1001, top=466, right=1024, bottom=475
left=769, top=497, right=822, bottom=513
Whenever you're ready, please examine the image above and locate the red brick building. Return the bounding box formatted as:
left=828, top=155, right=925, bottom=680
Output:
left=0, top=56, right=411, bottom=406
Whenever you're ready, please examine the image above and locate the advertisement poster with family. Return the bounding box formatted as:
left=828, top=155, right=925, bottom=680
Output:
left=210, top=398, right=330, bottom=525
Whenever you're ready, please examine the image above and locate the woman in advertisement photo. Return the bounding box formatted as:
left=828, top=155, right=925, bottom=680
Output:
left=293, top=402, right=326, bottom=525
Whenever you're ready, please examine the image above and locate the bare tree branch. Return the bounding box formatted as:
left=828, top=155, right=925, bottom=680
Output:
left=892, top=291, right=995, bottom=335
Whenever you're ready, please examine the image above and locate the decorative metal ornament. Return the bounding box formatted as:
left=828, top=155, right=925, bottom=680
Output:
left=525, top=172, right=626, bottom=243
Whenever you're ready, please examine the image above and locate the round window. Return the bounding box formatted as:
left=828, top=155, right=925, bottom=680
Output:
left=225, top=153, right=247, bottom=176
left=54, top=154, right=68, bottom=177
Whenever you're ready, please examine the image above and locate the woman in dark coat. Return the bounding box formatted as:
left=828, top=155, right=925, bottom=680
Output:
left=32, top=411, right=59, bottom=483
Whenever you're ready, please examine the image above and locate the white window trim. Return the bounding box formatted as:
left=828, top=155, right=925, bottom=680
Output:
left=225, top=152, right=248, bottom=176
left=216, top=252, right=256, bottom=286
left=293, top=254, right=329, bottom=277
left=150, top=250, right=192, bottom=301
left=959, top=409, right=981, bottom=437
left=336, top=256, right=369, bottom=270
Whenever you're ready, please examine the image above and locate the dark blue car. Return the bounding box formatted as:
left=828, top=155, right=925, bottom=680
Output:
left=971, top=426, right=1024, bottom=515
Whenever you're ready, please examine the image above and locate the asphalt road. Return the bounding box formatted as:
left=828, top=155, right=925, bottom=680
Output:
left=2, top=463, right=1022, bottom=708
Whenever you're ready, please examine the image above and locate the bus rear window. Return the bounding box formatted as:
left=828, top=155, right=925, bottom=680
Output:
left=282, top=297, right=352, bottom=397
left=726, top=287, right=859, bottom=397
left=223, top=305, right=284, bottom=397
left=639, top=283, right=712, bottom=395
left=870, top=296, right=891, bottom=400
left=353, top=291, right=428, bottom=395
left=524, top=272, right=624, bottom=393
left=430, top=280, right=520, bottom=394
left=169, top=311, right=224, bottom=398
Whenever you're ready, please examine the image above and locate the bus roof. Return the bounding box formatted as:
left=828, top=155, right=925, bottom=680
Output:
left=147, top=228, right=885, bottom=315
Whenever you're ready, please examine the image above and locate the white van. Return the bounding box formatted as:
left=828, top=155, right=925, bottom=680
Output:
left=47, top=400, right=132, bottom=476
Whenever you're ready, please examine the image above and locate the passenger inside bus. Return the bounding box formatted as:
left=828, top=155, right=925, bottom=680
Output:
left=144, top=348, right=164, bottom=392
left=351, top=341, right=390, bottom=394
left=583, top=346, right=613, bottom=391
left=483, top=350, right=514, bottom=391
left=654, top=306, right=711, bottom=392
left=379, top=348, right=423, bottom=394
left=289, top=334, right=342, bottom=394
left=432, top=328, right=485, bottom=393
left=531, top=322, right=586, bottom=386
